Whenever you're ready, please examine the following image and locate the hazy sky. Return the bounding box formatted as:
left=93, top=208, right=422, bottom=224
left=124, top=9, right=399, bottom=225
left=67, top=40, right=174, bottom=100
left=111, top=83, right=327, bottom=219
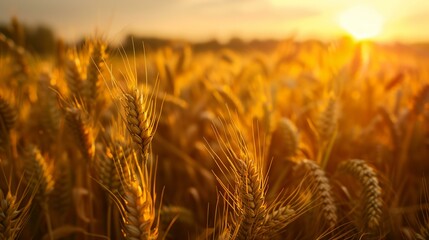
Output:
left=0, top=0, right=428, bottom=43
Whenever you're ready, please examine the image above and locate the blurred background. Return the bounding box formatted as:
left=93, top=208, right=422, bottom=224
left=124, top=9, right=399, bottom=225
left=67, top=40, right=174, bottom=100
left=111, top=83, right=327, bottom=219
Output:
left=1, top=0, right=428, bottom=48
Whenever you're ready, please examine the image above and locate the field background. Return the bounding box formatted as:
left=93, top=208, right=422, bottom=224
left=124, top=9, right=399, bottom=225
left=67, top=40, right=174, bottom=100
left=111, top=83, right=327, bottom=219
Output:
left=1, top=18, right=429, bottom=239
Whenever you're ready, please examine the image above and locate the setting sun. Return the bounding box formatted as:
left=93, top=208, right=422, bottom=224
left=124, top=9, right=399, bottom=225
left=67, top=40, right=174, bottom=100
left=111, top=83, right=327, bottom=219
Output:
left=339, top=5, right=384, bottom=40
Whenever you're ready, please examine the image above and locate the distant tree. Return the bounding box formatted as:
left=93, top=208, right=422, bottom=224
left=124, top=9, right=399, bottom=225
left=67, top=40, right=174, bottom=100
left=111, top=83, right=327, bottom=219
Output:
left=122, top=34, right=171, bottom=53
left=0, top=24, right=11, bottom=38
left=227, top=37, right=246, bottom=51
left=0, top=24, right=13, bottom=55
left=0, top=21, right=56, bottom=55
left=26, top=25, right=55, bottom=55
left=249, top=39, right=278, bottom=52
left=10, top=16, right=25, bottom=47
left=193, top=39, right=221, bottom=52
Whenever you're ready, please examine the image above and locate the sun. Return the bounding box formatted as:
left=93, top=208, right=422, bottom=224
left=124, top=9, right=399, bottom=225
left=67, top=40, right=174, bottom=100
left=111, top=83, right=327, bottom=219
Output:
left=338, top=5, right=384, bottom=40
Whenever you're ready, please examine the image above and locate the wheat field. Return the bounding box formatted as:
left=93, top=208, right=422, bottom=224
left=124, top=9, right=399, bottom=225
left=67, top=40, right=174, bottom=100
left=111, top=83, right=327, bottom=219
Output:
left=1, top=18, right=429, bottom=240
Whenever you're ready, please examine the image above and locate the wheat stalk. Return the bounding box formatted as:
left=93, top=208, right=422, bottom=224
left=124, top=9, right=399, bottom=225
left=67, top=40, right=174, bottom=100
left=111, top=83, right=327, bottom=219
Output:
left=296, top=159, right=337, bottom=229
left=0, top=189, right=22, bottom=240
left=116, top=164, right=158, bottom=240
left=376, top=107, right=399, bottom=150
left=417, top=226, right=429, bottom=240
left=24, top=146, right=55, bottom=204
left=85, top=40, right=106, bottom=104
left=235, top=158, right=266, bottom=240
left=210, top=116, right=302, bottom=240
left=65, top=51, right=85, bottom=99
left=270, top=118, right=299, bottom=160
left=218, top=228, right=231, bottom=240
left=38, top=73, right=61, bottom=141
left=96, top=141, right=131, bottom=195
left=338, top=159, right=382, bottom=232
left=256, top=205, right=295, bottom=238
left=317, top=98, right=337, bottom=142
left=122, top=88, right=156, bottom=164
left=212, top=85, right=244, bottom=115
left=24, top=145, right=55, bottom=239
left=0, top=95, right=16, bottom=142
left=0, top=33, right=29, bottom=78
left=122, top=178, right=157, bottom=239
left=413, top=84, right=429, bottom=115
left=159, top=205, right=194, bottom=228
left=64, top=106, right=95, bottom=161
left=50, top=155, right=73, bottom=214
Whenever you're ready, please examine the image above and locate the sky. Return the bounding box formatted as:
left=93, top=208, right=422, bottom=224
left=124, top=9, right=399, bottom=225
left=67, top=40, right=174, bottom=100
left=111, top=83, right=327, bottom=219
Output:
left=0, top=0, right=428, bottom=43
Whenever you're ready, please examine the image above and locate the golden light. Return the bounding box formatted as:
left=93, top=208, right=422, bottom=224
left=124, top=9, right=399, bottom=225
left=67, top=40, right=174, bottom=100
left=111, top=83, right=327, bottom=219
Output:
left=339, top=5, right=384, bottom=40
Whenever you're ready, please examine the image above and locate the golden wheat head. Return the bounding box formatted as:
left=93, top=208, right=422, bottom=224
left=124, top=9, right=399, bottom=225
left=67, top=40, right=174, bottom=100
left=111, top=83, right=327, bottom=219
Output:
left=122, top=88, right=156, bottom=163
left=270, top=117, right=299, bottom=160
left=64, top=105, right=95, bottom=161
left=338, top=159, right=382, bottom=232
left=296, top=159, right=337, bottom=229
left=24, top=145, right=55, bottom=205
left=0, top=189, right=21, bottom=239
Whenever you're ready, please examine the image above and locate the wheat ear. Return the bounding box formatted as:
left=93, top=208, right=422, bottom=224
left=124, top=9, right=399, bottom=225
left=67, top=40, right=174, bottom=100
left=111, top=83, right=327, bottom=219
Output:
left=48, top=154, right=73, bottom=216
left=0, top=95, right=16, bottom=143
left=64, top=106, right=95, bottom=161
left=256, top=205, right=295, bottom=238
left=218, top=228, right=231, bottom=240
left=413, top=84, right=429, bottom=115
left=338, top=159, right=382, bottom=232
left=0, top=189, right=22, bottom=239
left=297, top=159, right=337, bottom=228
left=24, top=146, right=54, bottom=204
left=123, top=89, right=156, bottom=164
left=317, top=98, right=337, bottom=142
left=235, top=158, right=266, bottom=240
left=118, top=167, right=158, bottom=240
left=85, top=40, right=106, bottom=103
left=377, top=107, right=399, bottom=150
left=95, top=140, right=132, bottom=238
left=24, top=146, right=55, bottom=239
left=38, top=74, right=61, bottom=141
left=270, top=118, right=299, bottom=159
left=0, top=33, right=29, bottom=78
left=96, top=142, right=131, bottom=195
left=65, top=51, right=84, bottom=98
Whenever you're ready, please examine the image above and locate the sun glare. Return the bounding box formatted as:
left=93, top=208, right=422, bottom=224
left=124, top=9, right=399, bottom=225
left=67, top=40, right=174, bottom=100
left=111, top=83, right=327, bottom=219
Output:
left=339, top=5, right=384, bottom=40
